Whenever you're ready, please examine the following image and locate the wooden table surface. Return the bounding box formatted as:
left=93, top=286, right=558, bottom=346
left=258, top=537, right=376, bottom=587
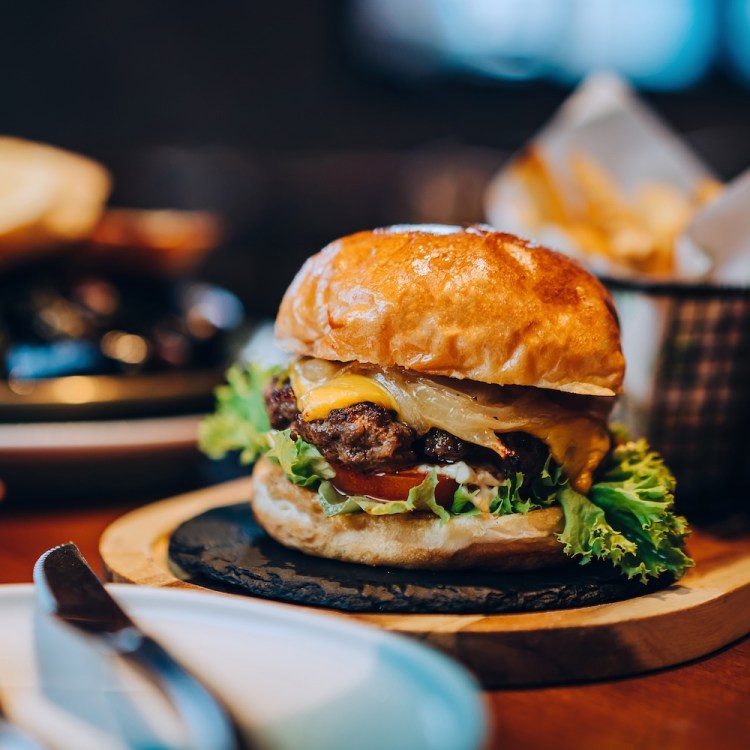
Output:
left=2, top=497, right=750, bottom=750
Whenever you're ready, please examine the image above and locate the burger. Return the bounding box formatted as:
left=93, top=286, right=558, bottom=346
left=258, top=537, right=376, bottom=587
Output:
left=201, top=225, right=691, bottom=581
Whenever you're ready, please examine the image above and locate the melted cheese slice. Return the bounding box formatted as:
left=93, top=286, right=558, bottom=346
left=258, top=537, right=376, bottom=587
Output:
left=289, top=358, right=610, bottom=492
left=293, top=373, right=398, bottom=421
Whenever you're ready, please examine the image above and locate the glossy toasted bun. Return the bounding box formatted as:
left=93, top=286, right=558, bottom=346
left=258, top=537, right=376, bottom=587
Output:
left=251, top=457, right=568, bottom=571
left=276, top=225, right=624, bottom=396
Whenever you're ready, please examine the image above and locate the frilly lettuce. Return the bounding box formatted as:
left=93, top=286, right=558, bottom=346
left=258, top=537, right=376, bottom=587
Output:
left=198, top=364, right=279, bottom=464
left=318, top=469, right=450, bottom=520
left=557, top=439, right=692, bottom=582
left=199, top=365, right=693, bottom=581
left=266, top=429, right=336, bottom=487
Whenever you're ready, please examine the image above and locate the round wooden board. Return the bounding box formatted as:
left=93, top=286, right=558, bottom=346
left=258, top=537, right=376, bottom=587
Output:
left=100, top=478, right=750, bottom=688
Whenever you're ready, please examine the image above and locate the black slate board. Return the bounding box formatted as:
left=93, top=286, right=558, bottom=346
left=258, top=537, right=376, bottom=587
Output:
left=167, top=503, right=673, bottom=614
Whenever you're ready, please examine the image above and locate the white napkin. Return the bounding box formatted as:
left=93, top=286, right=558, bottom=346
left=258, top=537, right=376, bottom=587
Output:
left=677, top=168, right=750, bottom=285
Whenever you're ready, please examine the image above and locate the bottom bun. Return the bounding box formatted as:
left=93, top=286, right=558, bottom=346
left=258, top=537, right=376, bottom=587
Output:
left=251, top=457, right=569, bottom=571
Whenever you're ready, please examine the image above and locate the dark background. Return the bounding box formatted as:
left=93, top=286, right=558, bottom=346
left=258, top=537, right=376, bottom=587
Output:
left=2, top=0, right=749, bottom=317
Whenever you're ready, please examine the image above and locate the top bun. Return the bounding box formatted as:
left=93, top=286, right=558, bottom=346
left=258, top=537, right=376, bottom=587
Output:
left=276, top=225, right=624, bottom=396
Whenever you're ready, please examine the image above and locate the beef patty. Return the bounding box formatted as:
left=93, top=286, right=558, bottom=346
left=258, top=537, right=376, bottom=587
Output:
left=293, top=401, right=417, bottom=470
left=264, top=379, right=548, bottom=479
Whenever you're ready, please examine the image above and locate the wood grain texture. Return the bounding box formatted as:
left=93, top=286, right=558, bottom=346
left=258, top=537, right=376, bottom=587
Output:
left=99, top=479, right=750, bottom=688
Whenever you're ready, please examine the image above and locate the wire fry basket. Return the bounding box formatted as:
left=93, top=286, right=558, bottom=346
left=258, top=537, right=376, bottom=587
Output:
left=605, top=277, right=750, bottom=521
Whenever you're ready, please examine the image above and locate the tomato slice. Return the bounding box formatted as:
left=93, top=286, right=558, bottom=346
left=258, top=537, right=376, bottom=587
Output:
left=330, top=465, right=458, bottom=505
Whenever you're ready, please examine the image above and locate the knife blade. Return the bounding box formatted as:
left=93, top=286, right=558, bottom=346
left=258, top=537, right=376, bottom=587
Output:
left=33, top=543, right=250, bottom=750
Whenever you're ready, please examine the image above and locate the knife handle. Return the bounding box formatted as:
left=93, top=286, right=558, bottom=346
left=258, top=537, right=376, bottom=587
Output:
left=111, top=628, right=250, bottom=750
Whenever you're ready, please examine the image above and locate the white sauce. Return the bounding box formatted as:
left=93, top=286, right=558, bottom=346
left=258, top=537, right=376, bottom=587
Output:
left=417, top=461, right=504, bottom=513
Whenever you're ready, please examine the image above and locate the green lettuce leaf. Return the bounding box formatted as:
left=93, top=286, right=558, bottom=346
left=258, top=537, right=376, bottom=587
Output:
left=409, top=469, right=450, bottom=522
left=317, top=485, right=366, bottom=516
left=450, top=485, right=481, bottom=515
left=556, top=485, right=638, bottom=568
left=556, top=438, right=692, bottom=582
left=319, top=481, right=415, bottom=516
left=490, top=472, right=535, bottom=514
left=530, top=456, right=567, bottom=503
left=266, top=429, right=335, bottom=487
left=318, top=469, right=450, bottom=520
left=198, top=363, right=279, bottom=464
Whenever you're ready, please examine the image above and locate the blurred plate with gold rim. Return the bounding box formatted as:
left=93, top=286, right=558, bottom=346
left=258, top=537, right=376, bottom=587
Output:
left=0, top=368, right=223, bottom=422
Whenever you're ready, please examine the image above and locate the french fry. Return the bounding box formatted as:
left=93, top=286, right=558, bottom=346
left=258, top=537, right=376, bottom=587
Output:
left=569, top=151, right=658, bottom=266
left=632, top=183, right=691, bottom=273
left=507, top=146, right=715, bottom=276
left=510, top=148, right=613, bottom=259
left=510, top=147, right=572, bottom=229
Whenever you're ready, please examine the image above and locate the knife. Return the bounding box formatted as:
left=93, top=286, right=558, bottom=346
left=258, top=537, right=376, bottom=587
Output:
left=33, top=543, right=250, bottom=750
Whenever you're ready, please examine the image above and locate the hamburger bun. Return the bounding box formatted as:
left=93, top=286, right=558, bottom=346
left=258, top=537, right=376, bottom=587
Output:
left=252, top=456, right=569, bottom=571
left=276, top=224, right=624, bottom=396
